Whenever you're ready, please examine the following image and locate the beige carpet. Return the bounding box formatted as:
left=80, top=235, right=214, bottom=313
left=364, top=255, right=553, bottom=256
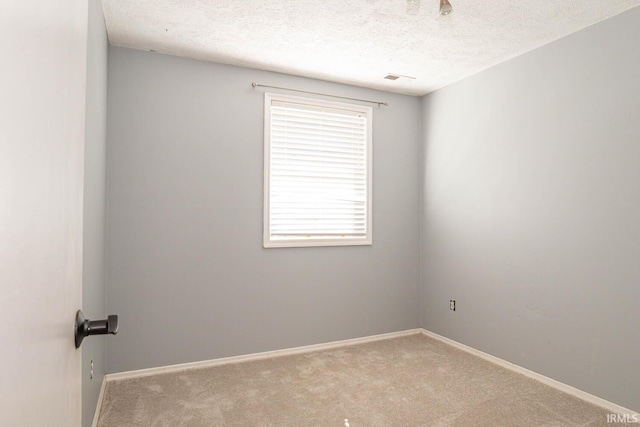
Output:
left=97, top=333, right=631, bottom=426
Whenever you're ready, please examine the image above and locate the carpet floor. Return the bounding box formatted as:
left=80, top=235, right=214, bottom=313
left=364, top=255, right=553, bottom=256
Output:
left=97, top=333, right=631, bottom=426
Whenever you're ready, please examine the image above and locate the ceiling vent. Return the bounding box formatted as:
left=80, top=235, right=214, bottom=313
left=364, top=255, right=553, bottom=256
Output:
left=384, top=73, right=416, bottom=81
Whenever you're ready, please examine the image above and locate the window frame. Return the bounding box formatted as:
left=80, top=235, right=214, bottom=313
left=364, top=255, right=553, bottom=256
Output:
left=263, top=92, right=373, bottom=248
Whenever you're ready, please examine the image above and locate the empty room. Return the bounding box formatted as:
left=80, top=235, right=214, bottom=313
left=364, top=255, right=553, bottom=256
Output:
left=2, top=0, right=639, bottom=426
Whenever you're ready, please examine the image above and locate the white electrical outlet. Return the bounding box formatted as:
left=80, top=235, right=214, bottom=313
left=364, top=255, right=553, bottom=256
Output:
left=90, top=359, right=94, bottom=380
left=450, top=300, right=456, bottom=311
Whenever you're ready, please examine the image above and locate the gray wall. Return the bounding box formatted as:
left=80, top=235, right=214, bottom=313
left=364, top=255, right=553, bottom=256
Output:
left=421, top=8, right=640, bottom=411
left=106, top=47, right=421, bottom=373
left=83, top=1, right=108, bottom=425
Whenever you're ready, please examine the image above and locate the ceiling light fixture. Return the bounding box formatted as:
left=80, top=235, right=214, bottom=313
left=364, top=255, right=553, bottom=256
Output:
left=440, top=0, right=453, bottom=15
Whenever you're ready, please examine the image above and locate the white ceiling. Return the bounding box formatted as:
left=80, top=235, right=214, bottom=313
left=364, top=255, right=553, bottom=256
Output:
left=101, top=0, right=639, bottom=96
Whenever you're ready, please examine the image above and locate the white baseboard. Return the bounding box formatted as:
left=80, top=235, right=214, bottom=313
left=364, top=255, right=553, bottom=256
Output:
left=101, top=327, right=638, bottom=419
left=90, top=375, right=107, bottom=427
left=420, top=329, right=639, bottom=417
left=105, top=329, right=423, bottom=382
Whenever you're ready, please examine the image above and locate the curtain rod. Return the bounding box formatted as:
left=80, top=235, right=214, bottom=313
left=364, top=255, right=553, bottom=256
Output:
left=251, top=82, right=388, bottom=107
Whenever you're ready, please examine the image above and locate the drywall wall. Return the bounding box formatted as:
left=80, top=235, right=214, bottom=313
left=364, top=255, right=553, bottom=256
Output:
left=106, top=47, right=421, bottom=372
left=82, top=1, right=108, bottom=426
left=421, top=8, right=640, bottom=411
left=0, top=0, right=88, bottom=425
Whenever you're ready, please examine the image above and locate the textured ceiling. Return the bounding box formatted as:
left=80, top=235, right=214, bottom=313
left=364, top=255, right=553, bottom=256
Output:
left=101, top=0, right=639, bottom=96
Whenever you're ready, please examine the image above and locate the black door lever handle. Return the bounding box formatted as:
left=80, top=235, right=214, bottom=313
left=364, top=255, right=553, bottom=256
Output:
left=75, top=310, right=119, bottom=349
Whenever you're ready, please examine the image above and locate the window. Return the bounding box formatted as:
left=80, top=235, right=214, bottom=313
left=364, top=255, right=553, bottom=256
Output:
left=263, top=93, right=372, bottom=248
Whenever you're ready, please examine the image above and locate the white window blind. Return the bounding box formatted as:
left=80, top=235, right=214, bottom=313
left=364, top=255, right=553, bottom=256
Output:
left=264, top=93, right=372, bottom=248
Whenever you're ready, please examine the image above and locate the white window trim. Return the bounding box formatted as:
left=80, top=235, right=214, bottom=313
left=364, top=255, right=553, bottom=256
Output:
left=263, top=92, right=373, bottom=248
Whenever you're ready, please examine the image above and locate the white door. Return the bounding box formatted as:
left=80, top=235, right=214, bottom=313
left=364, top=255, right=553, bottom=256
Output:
left=0, top=1, right=88, bottom=425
